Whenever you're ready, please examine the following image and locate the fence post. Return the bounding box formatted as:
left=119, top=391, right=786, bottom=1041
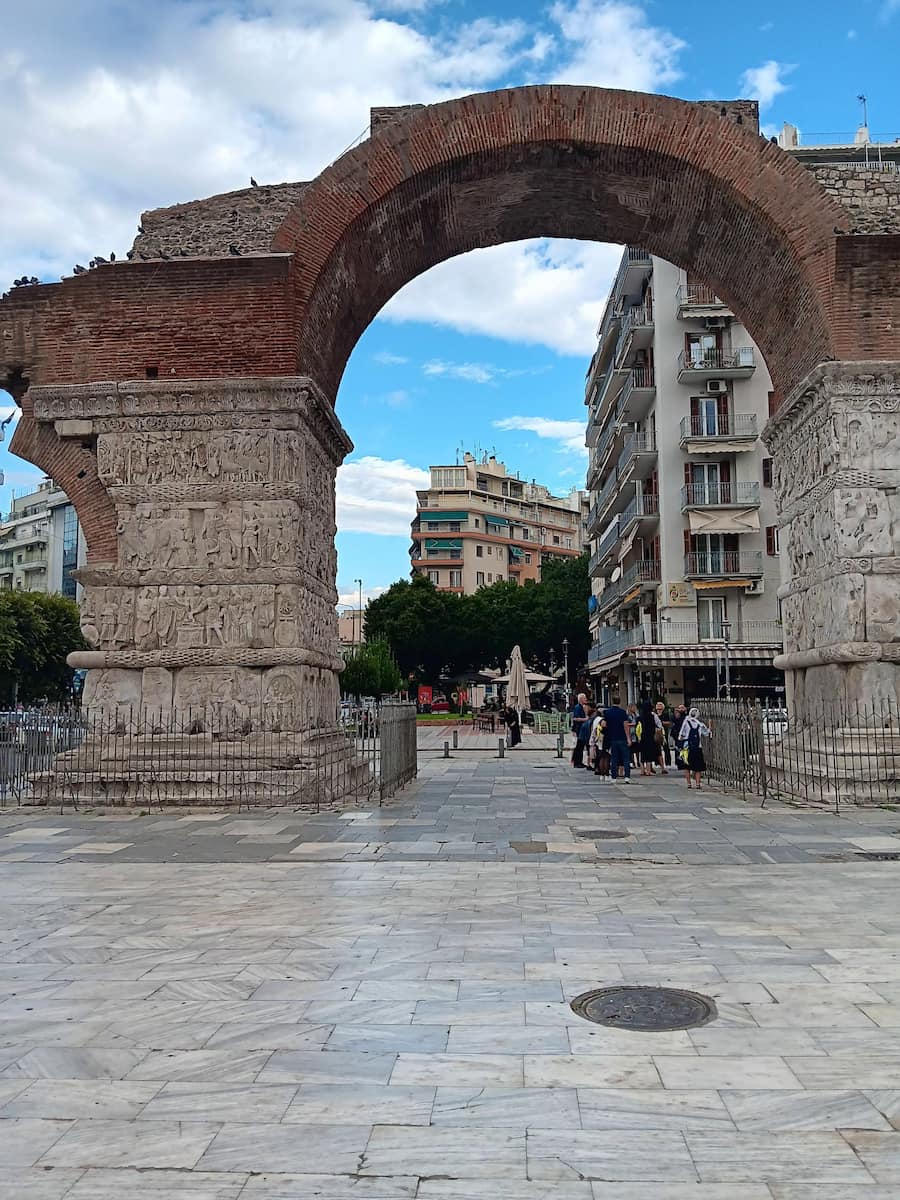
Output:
left=498, top=737, right=505, bottom=759
left=452, top=729, right=458, bottom=750
left=556, top=732, right=564, bottom=759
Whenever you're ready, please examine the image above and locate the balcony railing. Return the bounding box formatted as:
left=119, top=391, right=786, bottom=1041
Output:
left=596, top=559, right=661, bottom=613
left=681, top=482, right=761, bottom=508
left=619, top=366, right=656, bottom=418
left=675, top=282, right=732, bottom=312
left=588, top=619, right=783, bottom=665
left=677, top=347, right=756, bottom=376
left=684, top=551, right=764, bottom=577
left=587, top=472, right=621, bottom=530
left=616, top=431, right=656, bottom=476
left=680, top=414, right=758, bottom=441
left=614, top=301, right=654, bottom=364
left=620, top=492, right=659, bottom=526
left=594, top=518, right=622, bottom=563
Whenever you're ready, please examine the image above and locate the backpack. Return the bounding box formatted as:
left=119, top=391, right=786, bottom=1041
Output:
left=684, top=720, right=701, bottom=750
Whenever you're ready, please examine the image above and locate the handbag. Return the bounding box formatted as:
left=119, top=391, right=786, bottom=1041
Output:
left=654, top=727, right=665, bottom=746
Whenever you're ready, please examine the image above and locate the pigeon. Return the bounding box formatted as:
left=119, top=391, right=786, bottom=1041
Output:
left=126, top=250, right=135, bottom=260
left=834, top=226, right=848, bottom=236
left=109, top=252, right=116, bottom=262
left=229, top=243, right=242, bottom=255
left=138, top=252, right=151, bottom=261
left=94, top=255, right=107, bottom=265
left=250, top=176, right=258, bottom=187
left=159, top=250, right=171, bottom=260
left=137, top=225, right=144, bottom=234
left=73, top=264, right=87, bottom=275
left=29, top=277, right=39, bottom=284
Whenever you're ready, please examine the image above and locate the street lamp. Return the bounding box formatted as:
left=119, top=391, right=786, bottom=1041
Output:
left=354, top=578, right=363, bottom=645
left=562, top=636, right=570, bottom=701
left=721, top=620, right=732, bottom=701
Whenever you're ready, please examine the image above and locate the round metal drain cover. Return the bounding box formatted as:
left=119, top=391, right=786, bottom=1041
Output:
left=576, top=829, right=629, bottom=839
left=570, top=985, right=716, bottom=1031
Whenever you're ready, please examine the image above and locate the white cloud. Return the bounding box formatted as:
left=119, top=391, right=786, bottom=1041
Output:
left=0, top=2, right=687, bottom=355
left=385, top=240, right=621, bottom=356
left=336, top=585, right=386, bottom=610
left=336, top=455, right=430, bottom=536
left=739, top=60, right=796, bottom=110
left=424, top=361, right=496, bottom=384
left=493, top=415, right=588, bottom=456
left=549, top=0, right=685, bottom=89
left=373, top=351, right=410, bottom=366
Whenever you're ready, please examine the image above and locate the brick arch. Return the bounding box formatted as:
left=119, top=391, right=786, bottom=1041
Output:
left=274, top=85, right=847, bottom=402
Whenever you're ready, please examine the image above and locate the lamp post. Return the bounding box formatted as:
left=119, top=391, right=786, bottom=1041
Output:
left=562, top=636, right=570, bottom=703
left=354, top=578, right=363, bottom=645
left=721, top=620, right=732, bottom=701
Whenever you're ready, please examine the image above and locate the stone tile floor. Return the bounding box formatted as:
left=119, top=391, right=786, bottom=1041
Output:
left=0, top=756, right=900, bottom=1196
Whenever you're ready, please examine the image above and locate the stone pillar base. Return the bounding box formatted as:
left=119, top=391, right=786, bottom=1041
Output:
left=764, top=728, right=900, bottom=806
left=31, top=728, right=376, bottom=810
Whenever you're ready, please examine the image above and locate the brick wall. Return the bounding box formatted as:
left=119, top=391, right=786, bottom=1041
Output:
left=810, top=166, right=900, bottom=235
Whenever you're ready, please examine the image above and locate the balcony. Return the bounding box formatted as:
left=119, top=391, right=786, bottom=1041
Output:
left=679, top=413, right=758, bottom=447
left=675, top=283, right=734, bottom=319
left=677, top=347, right=756, bottom=382
left=681, top=482, right=761, bottom=509
left=620, top=491, right=659, bottom=529
left=588, top=619, right=783, bottom=668
left=615, top=246, right=652, bottom=300
left=586, top=471, right=621, bottom=533
left=618, top=366, right=656, bottom=422
left=684, top=551, right=764, bottom=578
left=616, top=431, right=657, bottom=482
left=596, top=559, right=661, bottom=615
left=589, top=625, right=646, bottom=665
left=614, top=300, right=654, bottom=366
left=586, top=415, right=624, bottom=485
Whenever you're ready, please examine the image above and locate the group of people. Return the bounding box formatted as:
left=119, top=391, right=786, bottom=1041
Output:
left=571, top=694, right=711, bottom=788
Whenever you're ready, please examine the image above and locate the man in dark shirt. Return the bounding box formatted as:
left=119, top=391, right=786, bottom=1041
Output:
left=603, top=699, right=633, bottom=782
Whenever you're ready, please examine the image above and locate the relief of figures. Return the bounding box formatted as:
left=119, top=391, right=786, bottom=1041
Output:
left=99, top=430, right=307, bottom=487
left=117, top=501, right=301, bottom=571
left=80, top=588, right=134, bottom=648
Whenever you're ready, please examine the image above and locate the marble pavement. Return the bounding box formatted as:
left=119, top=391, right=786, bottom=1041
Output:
left=2, top=755, right=900, bottom=1196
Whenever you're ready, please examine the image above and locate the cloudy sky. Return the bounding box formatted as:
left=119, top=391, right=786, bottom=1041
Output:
left=1, top=0, right=896, bottom=605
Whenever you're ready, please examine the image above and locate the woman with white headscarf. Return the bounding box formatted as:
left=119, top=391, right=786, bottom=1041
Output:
left=677, top=706, right=712, bottom=790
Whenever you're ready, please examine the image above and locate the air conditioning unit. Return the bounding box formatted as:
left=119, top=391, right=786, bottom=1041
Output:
left=705, top=316, right=727, bottom=330
left=706, top=380, right=727, bottom=395
left=745, top=579, right=765, bottom=595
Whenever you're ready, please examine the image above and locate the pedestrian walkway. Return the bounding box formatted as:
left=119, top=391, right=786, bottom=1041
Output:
left=1, top=759, right=900, bottom=1195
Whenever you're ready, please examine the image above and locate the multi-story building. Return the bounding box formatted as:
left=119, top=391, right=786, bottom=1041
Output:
left=337, top=608, right=365, bottom=647
left=410, top=453, right=588, bottom=594
left=0, top=479, right=86, bottom=598
left=584, top=249, right=784, bottom=706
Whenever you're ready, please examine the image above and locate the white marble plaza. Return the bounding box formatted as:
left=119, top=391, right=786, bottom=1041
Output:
left=1, top=758, right=900, bottom=1195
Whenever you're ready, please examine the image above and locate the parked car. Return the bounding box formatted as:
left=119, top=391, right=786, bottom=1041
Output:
left=763, top=708, right=789, bottom=737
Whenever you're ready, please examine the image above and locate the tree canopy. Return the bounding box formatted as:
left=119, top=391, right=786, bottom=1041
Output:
left=364, top=554, right=590, bottom=684
left=0, top=592, right=86, bottom=705
left=340, top=638, right=403, bottom=700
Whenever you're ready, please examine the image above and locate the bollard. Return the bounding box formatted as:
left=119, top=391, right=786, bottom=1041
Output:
left=443, top=740, right=450, bottom=759
left=452, top=729, right=458, bottom=750
left=498, top=737, right=505, bottom=759
left=556, top=731, right=564, bottom=759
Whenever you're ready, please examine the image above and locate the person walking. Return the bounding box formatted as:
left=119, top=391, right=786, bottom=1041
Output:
left=637, top=698, right=658, bottom=777
left=603, top=698, right=633, bottom=783
left=590, top=709, right=611, bottom=778
left=571, top=693, right=589, bottom=768
left=677, top=705, right=712, bottom=789
left=654, top=701, right=671, bottom=773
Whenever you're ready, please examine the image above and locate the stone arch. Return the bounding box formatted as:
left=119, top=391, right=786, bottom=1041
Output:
left=273, top=86, right=847, bottom=402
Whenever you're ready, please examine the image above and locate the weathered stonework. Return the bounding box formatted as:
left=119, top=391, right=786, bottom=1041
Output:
left=763, top=361, right=900, bottom=714
left=811, top=166, right=900, bottom=235
left=32, top=377, right=351, bottom=735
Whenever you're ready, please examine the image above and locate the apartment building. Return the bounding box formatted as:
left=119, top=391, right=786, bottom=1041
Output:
left=410, top=453, right=588, bottom=594
left=337, top=608, right=365, bottom=647
left=0, top=479, right=86, bottom=598
left=584, top=249, right=784, bottom=706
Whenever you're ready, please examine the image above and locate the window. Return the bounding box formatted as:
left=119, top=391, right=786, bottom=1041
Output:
left=553, top=535, right=560, bottom=546
left=521, top=528, right=529, bottom=540
left=61, top=505, right=79, bottom=599
left=428, top=570, right=440, bottom=585
left=487, top=545, right=492, bottom=556
left=477, top=476, right=488, bottom=491
left=686, top=331, right=720, bottom=366
left=476, top=545, right=483, bottom=557
left=448, top=522, right=461, bottom=533
left=698, top=596, right=727, bottom=641
left=766, top=525, right=780, bottom=555
left=565, top=537, right=573, bottom=549
left=476, top=571, right=485, bottom=586
left=474, top=518, right=480, bottom=528
left=449, top=569, right=462, bottom=587
left=431, top=467, right=464, bottom=488
left=524, top=553, right=532, bottom=564
left=501, top=481, right=509, bottom=496
left=762, top=458, right=773, bottom=488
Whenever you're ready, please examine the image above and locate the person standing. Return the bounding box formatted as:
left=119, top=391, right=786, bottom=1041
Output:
left=626, top=702, right=641, bottom=768
left=654, top=701, right=671, bottom=773
left=571, top=692, right=589, bottom=768
left=603, top=698, right=633, bottom=783
left=591, top=709, right=611, bottom=778
left=504, top=705, right=522, bottom=748
left=575, top=702, right=595, bottom=768
left=638, top=698, right=658, bottom=777
left=671, top=703, right=688, bottom=746
left=677, top=706, right=712, bottom=789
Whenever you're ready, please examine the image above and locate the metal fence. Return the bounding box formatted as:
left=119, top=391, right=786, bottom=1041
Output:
left=692, top=698, right=900, bottom=809
left=0, top=701, right=417, bottom=810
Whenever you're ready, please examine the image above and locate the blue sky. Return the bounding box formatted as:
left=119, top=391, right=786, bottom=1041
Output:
left=2, top=0, right=898, bottom=605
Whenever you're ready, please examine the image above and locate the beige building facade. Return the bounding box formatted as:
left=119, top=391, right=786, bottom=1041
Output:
left=411, top=453, right=588, bottom=594
left=585, top=250, right=784, bottom=706
left=337, top=608, right=365, bottom=647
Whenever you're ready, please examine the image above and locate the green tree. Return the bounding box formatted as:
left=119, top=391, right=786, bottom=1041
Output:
left=341, top=638, right=403, bottom=701
left=365, top=575, right=467, bottom=683
left=0, top=592, right=86, bottom=706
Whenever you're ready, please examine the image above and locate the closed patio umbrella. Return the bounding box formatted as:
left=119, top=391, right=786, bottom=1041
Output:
left=506, top=645, right=529, bottom=714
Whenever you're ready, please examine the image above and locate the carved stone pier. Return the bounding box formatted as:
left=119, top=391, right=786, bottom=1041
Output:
left=32, top=377, right=361, bottom=804
left=763, top=362, right=900, bottom=800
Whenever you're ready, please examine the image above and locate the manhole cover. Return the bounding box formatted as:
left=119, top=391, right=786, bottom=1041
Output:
left=857, top=851, right=900, bottom=861
left=570, top=985, right=717, bottom=1031
left=576, top=829, right=629, bottom=839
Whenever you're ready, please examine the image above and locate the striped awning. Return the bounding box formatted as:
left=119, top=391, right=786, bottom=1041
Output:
left=634, top=645, right=779, bottom=667
left=421, top=511, right=468, bottom=523
left=425, top=538, right=462, bottom=550
left=692, top=579, right=750, bottom=589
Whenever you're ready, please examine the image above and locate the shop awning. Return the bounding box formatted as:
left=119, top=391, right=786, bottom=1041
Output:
left=634, top=646, right=778, bottom=667
left=425, top=538, right=462, bottom=550
left=509, top=546, right=525, bottom=561
left=692, top=578, right=750, bottom=589
left=486, top=514, right=510, bottom=526
left=421, top=511, right=468, bottom=522
left=688, top=509, right=760, bottom=534
left=685, top=440, right=756, bottom=454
